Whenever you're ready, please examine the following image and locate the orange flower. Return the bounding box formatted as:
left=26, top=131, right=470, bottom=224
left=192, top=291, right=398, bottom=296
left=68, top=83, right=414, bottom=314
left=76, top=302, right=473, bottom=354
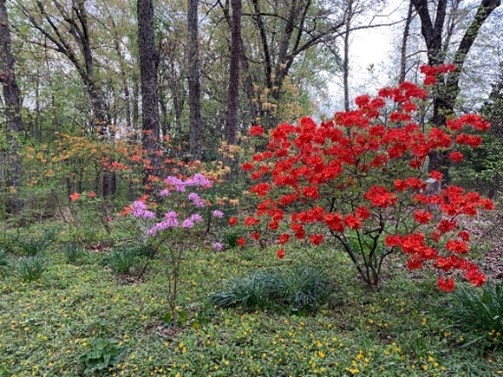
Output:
left=119, top=206, right=132, bottom=217
left=70, top=192, right=81, bottom=202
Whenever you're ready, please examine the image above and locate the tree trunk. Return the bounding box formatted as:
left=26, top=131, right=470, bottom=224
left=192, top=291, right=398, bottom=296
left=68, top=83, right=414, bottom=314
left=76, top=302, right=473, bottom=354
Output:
left=411, top=0, right=501, bottom=184
left=0, top=0, right=24, bottom=213
left=398, top=2, right=414, bottom=84
left=225, top=0, right=242, bottom=145
left=137, top=0, right=161, bottom=183
left=188, top=0, right=202, bottom=159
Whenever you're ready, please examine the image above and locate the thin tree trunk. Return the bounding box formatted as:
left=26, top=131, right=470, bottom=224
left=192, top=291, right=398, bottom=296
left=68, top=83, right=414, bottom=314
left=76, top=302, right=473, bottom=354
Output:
left=411, top=0, right=501, bottom=184
left=188, top=0, right=202, bottom=159
left=399, top=2, right=414, bottom=83
left=137, top=0, right=161, bottom=183
left=0, top=0, right=24, bottom=213
left=225, top=0, right=242, bottom=145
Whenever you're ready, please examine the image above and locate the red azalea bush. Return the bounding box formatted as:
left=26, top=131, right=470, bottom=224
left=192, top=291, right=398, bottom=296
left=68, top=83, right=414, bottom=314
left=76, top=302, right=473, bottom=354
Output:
left=239, top=65, right=493, bottom=291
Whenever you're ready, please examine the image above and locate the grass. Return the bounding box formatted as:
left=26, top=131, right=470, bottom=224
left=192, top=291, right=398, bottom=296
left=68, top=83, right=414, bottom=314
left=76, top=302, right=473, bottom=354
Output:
left=0, top=223, right=502, bottom=376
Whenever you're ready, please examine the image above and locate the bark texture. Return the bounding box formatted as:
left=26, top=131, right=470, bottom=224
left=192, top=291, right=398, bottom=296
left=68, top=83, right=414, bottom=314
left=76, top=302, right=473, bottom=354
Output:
left=0, top=0, right=24, bottom=213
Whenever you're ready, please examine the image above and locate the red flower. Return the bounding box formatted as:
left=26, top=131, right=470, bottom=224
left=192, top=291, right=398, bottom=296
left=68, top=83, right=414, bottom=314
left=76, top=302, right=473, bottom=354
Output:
left=250, top=232, right=261, bottom=241
left=249, top=125, right=265, bottom=136
left=241, top=162, right=254, bottom=171
left=437, top=277, right=455, bottom=292
left=250, top=182, right=271, bottom=197
left=344, top=215, right=361, bottom=230
left=277, top=248, right=285, bottom=259
left=385, top=235, right=402, bottom=248
left=309, top=234, right=324, bottom=245
left=87, top=191, right=97, bottom=198
left=464, top=267, right=486, bottom=286
left=355, top=206, right=370, bottom=220
left=430, top=170, right=443, bottom=181
left=364, top=186, right=397, bottom=208
left=278, top=233, right=290, bottom=244
left=448, top=151, right=463, bottom=162
left=457, top=231, right=470, bottom=241
left=438, top=220, right=457, bottom=234
left=446, top=240, right=469, bottom=254
left=414, top=210, right=431, bottom=224
left=237, top=237, right=247, bottom=247
left=228, top=217, right=238, bottom=226
left=244, top=216, right=260, bottom=226
left=303, top=186, right=319, bottom=199
left=70, top=192, right=81, bottom=202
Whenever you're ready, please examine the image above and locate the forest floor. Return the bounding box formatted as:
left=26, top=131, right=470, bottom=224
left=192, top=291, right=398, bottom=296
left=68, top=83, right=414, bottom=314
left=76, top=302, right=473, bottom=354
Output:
left=0, top=214, right=502, bottom=377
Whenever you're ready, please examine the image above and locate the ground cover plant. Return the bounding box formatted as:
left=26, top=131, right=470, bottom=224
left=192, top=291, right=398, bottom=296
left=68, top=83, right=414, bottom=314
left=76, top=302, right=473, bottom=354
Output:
left=0, top=230, right=502, bottom=376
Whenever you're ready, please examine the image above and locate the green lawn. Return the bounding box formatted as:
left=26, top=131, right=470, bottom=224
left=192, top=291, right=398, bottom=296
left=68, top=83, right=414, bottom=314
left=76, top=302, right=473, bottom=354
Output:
left=0, top=226, right=502, bottom=377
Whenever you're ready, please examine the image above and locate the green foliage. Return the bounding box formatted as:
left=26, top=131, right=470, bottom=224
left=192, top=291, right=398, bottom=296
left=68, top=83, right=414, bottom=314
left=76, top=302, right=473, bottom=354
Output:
left=281, top=265, right=332, bottom=312
left=16, top=256, right=46, bottom=282
left=104, top=247, right=142, bottom=275
left=0, top=249, right=8, bottom=267
left=63, top=243, right=87, bottom=265
left=210, top=266, right=332, bottom=312
left=15, top=229, right=56, bottom=256
left=0, top=249, right=9, bottom=277
left=222, top=228, right=242, bottom=249
left=447, top=283, right=503, bottom=346
left=79, top=337, right=126, bottom=375
left=211, top=269, right=284, bottom=310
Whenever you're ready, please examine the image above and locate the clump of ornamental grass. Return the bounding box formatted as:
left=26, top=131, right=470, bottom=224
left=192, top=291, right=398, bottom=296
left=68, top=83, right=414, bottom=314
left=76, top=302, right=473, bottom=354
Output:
left=64, top=242, right=88, bottom=265
left=446, top=282, right=503, bottom=347
left=103, top=247, right=143, bottom=275
left=16, top=255, right=46, bottom=282
left=210, top=265, right=332, bottom=312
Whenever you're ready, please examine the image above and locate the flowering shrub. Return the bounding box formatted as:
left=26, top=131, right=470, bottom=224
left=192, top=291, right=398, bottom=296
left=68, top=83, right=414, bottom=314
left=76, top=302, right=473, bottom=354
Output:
left=125, top=173, right=224, bottom=325
left=239, top=65, right=493, bottom=291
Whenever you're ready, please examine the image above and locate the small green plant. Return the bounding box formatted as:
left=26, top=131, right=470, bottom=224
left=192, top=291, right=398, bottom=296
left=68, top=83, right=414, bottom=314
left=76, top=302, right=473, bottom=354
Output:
left=210, top=269, right=284, bottom=310
left=105, top=248, right=141, bottom=275
left=0, top=249, right=8, bottom=267
left=16, top=256, right=46, bottom=282
left=15, top=230, right=56, bottom=256
left=64, top=243, right=87, bottom=265
left=447, top=282, right=503, bottom=346
left=222, top=228, right=242, bottom=249
left=281, top=266, right=332, bottom=312
left=79, top=337, right=126, bottom=375
left=210, top=266, right=333, bottom=312
left=0, top=249, right=9, bottom=276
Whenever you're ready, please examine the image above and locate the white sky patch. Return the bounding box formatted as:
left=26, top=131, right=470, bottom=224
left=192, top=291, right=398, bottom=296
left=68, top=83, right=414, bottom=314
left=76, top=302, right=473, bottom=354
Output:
left=323, top=1, right=406, bottom=114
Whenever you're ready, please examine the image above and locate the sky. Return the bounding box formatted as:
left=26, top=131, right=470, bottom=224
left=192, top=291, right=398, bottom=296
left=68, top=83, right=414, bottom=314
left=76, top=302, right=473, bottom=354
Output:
left=325, top=0, right=405, bottom=113
left=323, top=0, right=503, bottom=115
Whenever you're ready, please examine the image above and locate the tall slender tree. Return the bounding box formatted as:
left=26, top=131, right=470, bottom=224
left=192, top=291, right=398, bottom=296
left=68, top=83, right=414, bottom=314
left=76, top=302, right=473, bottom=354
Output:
left=0, top=0, right=24, bottom=213
left=137, top=0, right=160, bottom=181
left=225, top=0, right=242, bottom=144
left=410, top=0, right=501, bottom=184
left=188, top=0, right=202, bottom=158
